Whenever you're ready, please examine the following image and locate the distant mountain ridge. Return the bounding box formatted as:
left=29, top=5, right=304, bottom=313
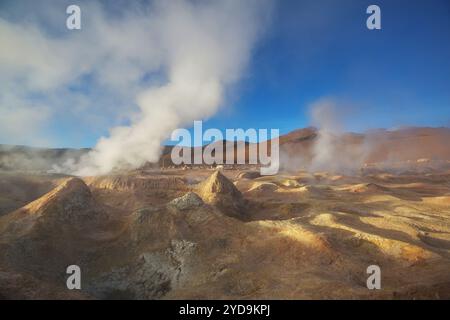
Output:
left=1, top=126, right=450, bottom=173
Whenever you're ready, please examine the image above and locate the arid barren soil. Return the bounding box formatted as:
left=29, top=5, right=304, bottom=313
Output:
left=1, top=167, right=450, bottom=299
left=0, top=127, right=450, bottom=299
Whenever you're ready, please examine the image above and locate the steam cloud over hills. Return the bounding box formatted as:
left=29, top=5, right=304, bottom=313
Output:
left=0, top=0, right=271, bottom=175
left=74, top=0, right=271, bottom=176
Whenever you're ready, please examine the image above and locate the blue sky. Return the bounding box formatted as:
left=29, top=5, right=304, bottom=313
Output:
left=0, top=0, right=449, bottom=148
left=202, top=0, right=450, bottom=137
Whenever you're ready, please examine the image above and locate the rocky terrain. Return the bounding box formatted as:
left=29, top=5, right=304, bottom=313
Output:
left=0, top=166, right=449, bottom=299
left=0, top=126, right=449, bottom=299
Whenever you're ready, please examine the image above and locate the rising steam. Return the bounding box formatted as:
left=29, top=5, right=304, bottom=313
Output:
left=309, top=98, right=370, bottom=173
left=73, top=0, right=271, bottom=175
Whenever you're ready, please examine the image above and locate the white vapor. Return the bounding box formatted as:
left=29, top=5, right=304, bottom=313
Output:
left=75, top=0, right=271, bottom=175
left=309, top=98, right=367, bottom=173
left=310, top=98, right=344, bottom=171
left=0, top=0, right=271, bottom=174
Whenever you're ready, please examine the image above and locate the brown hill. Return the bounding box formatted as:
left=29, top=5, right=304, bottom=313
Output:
left=158, top=127, right=450, bottom=172
left=1, top=126, right=449, bottom=173
left=196, top=170, right=246, bottom=219
left=10, top=177, right=103, bottom=228
left=0, top=178, right=109, bottom=281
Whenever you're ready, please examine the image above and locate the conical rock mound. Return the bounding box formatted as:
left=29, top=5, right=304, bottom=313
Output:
left=26, top=178, right=92, bottom=212
left=12, top=177, right=102, bottom=228
left=0, top=178, right=105, bottom=285
left=197, top=170, right=246, bottom=218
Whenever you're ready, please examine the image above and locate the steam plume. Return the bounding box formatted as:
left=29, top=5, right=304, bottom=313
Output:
left=309, top=98, right=366, bottom=174
left=74, top=0, right=270, bottom=175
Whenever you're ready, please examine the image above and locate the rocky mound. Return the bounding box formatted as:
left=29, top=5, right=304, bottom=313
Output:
left=197, top=170, right=246, bottom=219
left=236, top=171, right=261, bottom=180
left=22, top=177, right=101, bottom=225
left=169, top=192, right=204, bottom=211
left=247, top=182, right=279, bottom=193
left=0, top=178, right=109, bottom=286
left=350, top=183, right=389, bottom=193
left=0, top=177, right=104, bottom=238
left=278, top=178, right=301, bottom=188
